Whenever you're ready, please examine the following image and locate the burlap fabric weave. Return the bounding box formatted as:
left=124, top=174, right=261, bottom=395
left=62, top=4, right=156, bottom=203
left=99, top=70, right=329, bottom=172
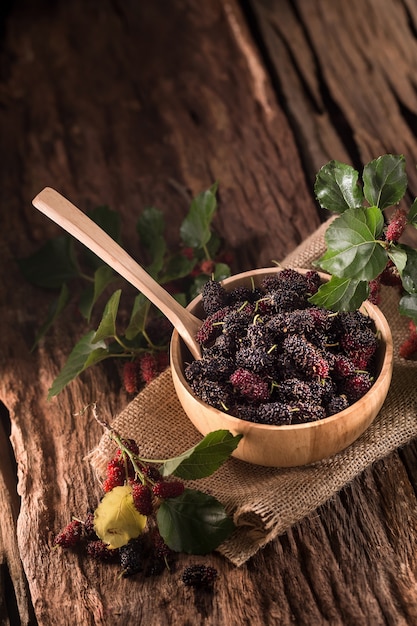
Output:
left=89, top=219, right=417, bottom=567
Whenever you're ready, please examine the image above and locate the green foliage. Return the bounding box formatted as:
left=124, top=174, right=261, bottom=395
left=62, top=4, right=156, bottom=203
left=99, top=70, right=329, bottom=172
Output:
left=160, top=430, right=243, bottom=479
left=20, top=185, right=231, bottom=397
left=313, top=154, right=417, bottom=319
left=156, top=488, right=235, bottom=554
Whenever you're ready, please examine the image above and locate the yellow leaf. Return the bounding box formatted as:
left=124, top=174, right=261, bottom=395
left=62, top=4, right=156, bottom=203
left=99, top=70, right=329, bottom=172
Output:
left=94, top=485, right=147, bottom=549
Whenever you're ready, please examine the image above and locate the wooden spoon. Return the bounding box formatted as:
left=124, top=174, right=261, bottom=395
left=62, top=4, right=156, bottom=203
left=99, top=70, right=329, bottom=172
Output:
left=32, top=187, right=202, bottom=359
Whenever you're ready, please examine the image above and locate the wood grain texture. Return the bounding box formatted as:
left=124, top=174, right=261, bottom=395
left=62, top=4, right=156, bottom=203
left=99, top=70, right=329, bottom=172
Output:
left=1, top=0, right=417, bottom=624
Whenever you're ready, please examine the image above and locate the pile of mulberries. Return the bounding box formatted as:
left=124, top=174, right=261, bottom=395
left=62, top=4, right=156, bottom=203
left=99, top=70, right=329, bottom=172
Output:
left=185, top=269, right=380, bottom=426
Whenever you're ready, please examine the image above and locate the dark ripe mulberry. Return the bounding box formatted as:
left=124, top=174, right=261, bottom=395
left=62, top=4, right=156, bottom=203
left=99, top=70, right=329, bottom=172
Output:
left=195, top=307, right=230, bottom=346
left=201, top=280, right=229, bottom=315
left=304, top=270, right=322, bottom=295
left=86, top=540, right=119, bottom=562
left=228, top=285, right=261, bottom=305
left=222, top=307, right=254, bottom=339
left=341, top=372, right=374, bottom=403
left=152, top=480, right=185, bottom=499
left=275, top=378, right=317, bottom=404
left=142, top=464, right=163, bottom=483
left=266, top=289, right=307, bottom=313
left=332, top=354, right=357, bottom=379
left=256, top=402, right=293, bottom=425
left=326, top=394, right=350, bottom=415
left=185, top=355, right=234, bottom=383
left=131, top=483, right=153, bottom=516
left=235, top=345, right=276, bottom=376
left=337, top=310, right=375, bottom=334
left=119, top=537, right=145, bottom=577
left=283, top=334, right=330, bottom=379
left=189, top=379, right=233, bottom=411
left=53, top=520, right=83, bottom=548
left=83, top=512, right=98, bottom=540
left=149, top=528, right=175, bottom=561
left=182, top=564, right=218, bottom=589
left=289, top=401, right=326, bottom=424
left=202, top=333, right=236, bottom=359
left=229, top=368, right=270, bottom=402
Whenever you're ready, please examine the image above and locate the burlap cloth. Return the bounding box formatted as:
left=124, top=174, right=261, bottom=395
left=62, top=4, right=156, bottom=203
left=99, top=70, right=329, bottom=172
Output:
left=89, top=219, right=417, bottom=566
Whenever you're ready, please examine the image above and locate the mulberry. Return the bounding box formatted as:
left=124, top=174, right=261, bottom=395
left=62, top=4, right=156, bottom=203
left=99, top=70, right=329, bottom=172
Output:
left=326, top=394, right=349, bottom=415
left=103, top=457, right=126, bottom=492
left=386, top=207, right=408, bottom=242
left=256, top=402, right=294, bottom=425
left=195, top=307, right=230, bottom=345
left=229, top=369, right=270, bottom=402
left=152, top=480, right=185, bottom=499
left=289, top=401, right=326, bottom=423
left=120, top=538, right=145, bottom=577
left=131, top=483, right=153, bottom=516
left=123, top=360, right=141, bottom=394
left=53, top=520, right=83, bottom=548
left=182, top=564, right=218, bottom=589
left=283, top=334, right=330, bottom=378
left=140, top=352, right=169, bottom=385
left=201, top=280, right=229, bottom=315
left=86, top=540, right=118, bottom=562
left=342, top=373, right=374, bottom=402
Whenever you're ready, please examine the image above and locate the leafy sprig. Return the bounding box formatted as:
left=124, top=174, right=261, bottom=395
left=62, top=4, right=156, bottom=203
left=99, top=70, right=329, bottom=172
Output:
left=311, top=154, right=417, bottom=320
left=19, top=184, right=231, bottom=398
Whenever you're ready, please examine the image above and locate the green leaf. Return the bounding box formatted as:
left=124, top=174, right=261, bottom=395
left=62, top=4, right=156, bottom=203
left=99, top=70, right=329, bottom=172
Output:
left=309, top=276, right=369, bottom=311
left=124, top=293, right=150, bottom=341
left=32, top=283, right=70, bottom=349
left=156, top=488, right=235, bottom=554
left=137, top=207, right=166, bottom=278
left=314, top=160, right=364, bottom=213
left=387, top=244, right=408, bottom=275
left=160, top=430, right=242, bottom=479
left=92, top=290, right=122, bottom=342
left=213, top=262, right=231, bottom=281
left=47, top=331, right=108, bottom=398
left=78, top=265, right=116, bottom=321
left=317, top=206, right=387, bottom=280
left=180, top=184, right=218, bottom=248
left=398, top=246, right=417, bottom=294
left=362, top=154, right=407, bottom=210
left=408, top=198, right=417, bottom=227
left=159, top=254, right=196, bottom=283
left=399, top=293, right=417, bottom=322
left=17, top=236, right=79, bottom=288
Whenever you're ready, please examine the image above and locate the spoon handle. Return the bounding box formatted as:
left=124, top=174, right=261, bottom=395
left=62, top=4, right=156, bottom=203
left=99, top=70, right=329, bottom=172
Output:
left=32, top=187, right=202, bottom=359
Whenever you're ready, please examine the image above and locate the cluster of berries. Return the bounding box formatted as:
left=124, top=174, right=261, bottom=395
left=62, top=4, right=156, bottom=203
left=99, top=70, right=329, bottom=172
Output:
left=53, top=512, right=177, bottom=578
left=123, top=351, right=169, bottom=394
left=185, top=269, right=379, bottom=425
left=53, top=438, right=187, bottom=579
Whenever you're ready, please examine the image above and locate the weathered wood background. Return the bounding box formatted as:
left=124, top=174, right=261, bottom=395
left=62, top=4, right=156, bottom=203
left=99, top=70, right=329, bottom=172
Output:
left=2, top=0, right=417, bottom=624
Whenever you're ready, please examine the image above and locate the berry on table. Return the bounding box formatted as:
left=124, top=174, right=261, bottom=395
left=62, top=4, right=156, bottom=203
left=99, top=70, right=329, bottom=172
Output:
left=181, top=564, right=218, bottom=590
left=53, top=520, right=83, bottom=548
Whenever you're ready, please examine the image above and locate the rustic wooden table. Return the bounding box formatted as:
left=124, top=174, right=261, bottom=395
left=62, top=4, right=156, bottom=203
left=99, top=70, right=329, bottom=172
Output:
left=2, top=1, right=417, bottom=624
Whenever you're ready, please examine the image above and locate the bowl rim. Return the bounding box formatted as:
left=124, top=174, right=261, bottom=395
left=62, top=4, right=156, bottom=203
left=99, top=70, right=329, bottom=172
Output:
left=170, top=266, right=394, bottom=431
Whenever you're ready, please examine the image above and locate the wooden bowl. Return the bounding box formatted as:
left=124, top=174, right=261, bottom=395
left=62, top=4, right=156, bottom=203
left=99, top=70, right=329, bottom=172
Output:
left=170, top=268, right=394, bottom=467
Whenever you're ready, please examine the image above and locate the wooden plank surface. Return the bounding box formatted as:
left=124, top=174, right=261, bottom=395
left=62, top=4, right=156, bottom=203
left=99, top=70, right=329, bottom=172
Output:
left=1, top=0, right=417, bottom=624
